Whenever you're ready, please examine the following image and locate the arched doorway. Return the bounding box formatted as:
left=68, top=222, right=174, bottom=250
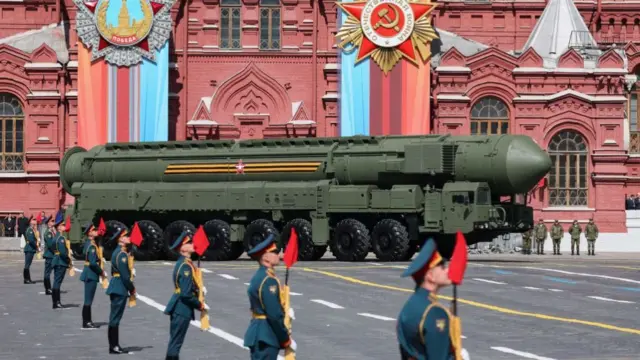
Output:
left=0, top=93, right=24, bottom=172
left=548, top=130, right=589, bottom=207
left=470, top=96, right=510, bottom=135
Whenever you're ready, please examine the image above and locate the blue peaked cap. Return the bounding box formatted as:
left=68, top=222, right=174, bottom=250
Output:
left=53, top=210, right=64, bottom=226
left=169, top=231, right=193, bottom=251
left=401, top=238, right=443, bottom=278
left=247, top=233, right=278, bottom=258
left=109, top=226, right=129, bottom=242
left=44, top=215, right=52, bottom=224
left=82, top=222, right=95, bottom=235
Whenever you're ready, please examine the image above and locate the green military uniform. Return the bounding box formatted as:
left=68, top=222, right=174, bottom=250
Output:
left=51, top=211, right=70, bottom=309
left=522, top=229, right=532, bottom=255
left=244, top=235, right=294, bottom=360
left=569, top=221, right=582, bottom=256
left=534, top=220, right=548, bottom=255
left=550, top=221, right=563, bottom=255
left=23, top=218, right=37, bottom=284
left=585, top=219, right=599, bottom=256
left=42, top=215, right=55, bottom=295
left=164, top=231, right=204, bottom=359
left=106, top=226, right=135, bottom=354
left=397, top=238, right=463, bottom=360
left=80, top=222, right=103, bottom=330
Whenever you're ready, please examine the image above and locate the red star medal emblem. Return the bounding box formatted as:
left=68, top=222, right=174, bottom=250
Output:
left=235, top=160, right=245, bottom=174
left=336, top=0, right=438, bottom=73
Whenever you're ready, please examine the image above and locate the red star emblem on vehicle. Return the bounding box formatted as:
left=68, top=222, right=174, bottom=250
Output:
left=235, top=160, right=245, bottom=174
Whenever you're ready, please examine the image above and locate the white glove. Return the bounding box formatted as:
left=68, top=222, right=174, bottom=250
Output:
left=203, top=303, right=210, bottom=311
left=101, top=257, right=106, bottom=264
left=132, top=268, right=136, bottom=277
left=288, top=307, right=296, bottom=320
left=461, top=348, right=470, bottom=360
left=289, top=339, right=297, bottom=352
left=202, top=286, right=208, bottom=296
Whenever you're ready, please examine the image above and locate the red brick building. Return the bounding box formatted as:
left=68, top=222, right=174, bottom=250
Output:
left=1, top=0, right=640, bottom=249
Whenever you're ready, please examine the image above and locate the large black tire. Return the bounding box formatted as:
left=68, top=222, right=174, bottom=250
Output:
left=71, top=242, right=84, bottom=261
left=164, top=220, right=196, bottom=261
left=132, top=220, right=164, bottom=261
left=400, top=242, right=418, bottom=261
left=243, top=219, right=279, bottom=253
left=330, top=218, right=370, bottom=261
left=371, top=219, right=411, bottom=261
left=311, top=245, right=327, bottom=260
left=281, top=219, right=318, bottom=261
left=102, top=220, right=127, bottom=260
left=203, top=219, right=244, bottom=261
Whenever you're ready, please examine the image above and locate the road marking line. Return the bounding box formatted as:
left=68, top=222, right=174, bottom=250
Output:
left=201, top=269, right=213, bottom=273
left=289, top=292, right=303, bottom=296
left=543, top=276, right=577, bottom=285
left=523, top=286, right=542, bottom=290
left=548, top=289, right=564, bottom=292
left=219, top=274, right=238, bottom=280
left=358, top=313, right=395, bottom=321
left=367, top=262, right=383, bottom=266
left=618, top=287, right=640, bottom=292
left=523, top=267, right=640, bottom=285
left=302, top=267, right=640, bottom=336
left=310, top=299, right=344, bottom=309
left=472, top=278, right=506, bottom=285
left=491, top=346, right=556, bottom=360
left=244, top=283, right=250, bottom=286
left=38, top=292, right=45, bottom=295
left=136, top=294, right=285, bottom=360
left=162, top=262, right=172, bottom=265
left=493, top=270, right=514, bottom=275
left=587, top=296, right=635, bottom=304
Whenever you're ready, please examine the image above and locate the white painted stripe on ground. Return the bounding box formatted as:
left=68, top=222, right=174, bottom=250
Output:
left=587, top=296, right=635, bottom=304
left=162, top=262, right=172, bottom=265
left=548, top=289, right=564, bottom=292
left=472, top=278, right=506, bottom=285
left=461, top=335, right=467, bottom=339
left=491, top=347, right=556, bottom=360
left=310, top=299, right=344, bottom=309
left=391, top=265, right=408, bottom=269
left=523, top=267, right=640, bottom=285
left=289, top=292, right=303, bottom=296
left=367, top=262, right=383, bottom=266
left=200, top=268, right=213, bottom=274
left=244, top=282, right=250, bottom=286
left=357, top=313, right=395, bottom=321
left=219, top=274, right=238, bottom=280
left=523, top=286, right=542, bottom=291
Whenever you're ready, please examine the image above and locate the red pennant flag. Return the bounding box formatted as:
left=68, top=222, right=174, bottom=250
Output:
left=537, top=177, right=546, bottom=188
left=130, top=222, right=144, bottom=247
left=283, top=228, right=299, bottom=269
left=64, top=216, right=71, bottom=233
left=193, top=225, right=209, bottom=257
left=448, top=231, right=468, bottom=285
left=98, top=218, right=106, bottom=236
left=36, top=213, right=42, bottom=224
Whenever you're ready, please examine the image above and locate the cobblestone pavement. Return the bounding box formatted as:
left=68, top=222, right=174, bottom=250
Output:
left=1, top=254, right=639, bottom=360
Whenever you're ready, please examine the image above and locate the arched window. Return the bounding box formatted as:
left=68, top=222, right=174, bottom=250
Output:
left=0, top=93, right=24, bottom=172
left=259, top=0, right=281, bottom=50
left=220, top=0, right=241, bottom=50
left=548, top=130, right=588, bottom=207
left=470, top=96, right=509, bottom=135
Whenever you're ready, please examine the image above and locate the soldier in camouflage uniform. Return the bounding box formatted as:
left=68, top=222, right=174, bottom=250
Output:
left=550, top=220, right=564, bottom=255
left=522, top=229, right=533, bottom=255
left=569, top=220, right=582, bottom=256
left=534, top=219, right=547, bottom=255
left=585, top=218, right=599, bottom=256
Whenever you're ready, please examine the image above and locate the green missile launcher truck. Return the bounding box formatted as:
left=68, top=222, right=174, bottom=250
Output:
left=60, top=134, right=551, bottom=262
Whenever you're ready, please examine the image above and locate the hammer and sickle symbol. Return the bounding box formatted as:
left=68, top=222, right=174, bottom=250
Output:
left=373, top=5, right=401, bottom=32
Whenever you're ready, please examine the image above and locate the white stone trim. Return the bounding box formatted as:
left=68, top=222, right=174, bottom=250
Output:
left=0, top=173, right=59, bottom=178
left=24, top=62, right=62, bottom=69
left=27, top=91, right=60, bottom=98
left=435, top=66, right=471, bottom=73
left=436, top=94, right=470, bottom=101
left=592, top=175, right=640, bottom=181
left=65, top=90, right=78, bottom=97
left=513, top=67, right=627, bottom=74
left=322, top=92, right=338, bottom=100
left=513, top=89, right=627, bottom=103
left=187, top=119, right=218, bottom=126
left=66, top=61, right=78, bottom=69
left=542, top=206, right=595, bottom=211
left=288, top=120, right=316, bottom=125
left=37, top=136, right=50, bottom=142
left=324, top=63, right=339, bottom=70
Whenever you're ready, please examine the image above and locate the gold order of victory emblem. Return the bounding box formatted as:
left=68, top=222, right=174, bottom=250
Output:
left=74, top=0, right=175, bottom=66
left=336, top=0, right=438, bottom=74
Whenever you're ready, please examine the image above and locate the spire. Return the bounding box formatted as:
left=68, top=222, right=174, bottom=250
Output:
left=522, top=0, right=597, bottom=62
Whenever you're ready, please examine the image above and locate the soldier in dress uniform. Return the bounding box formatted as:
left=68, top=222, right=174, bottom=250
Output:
left=80, top=222, right=106, bottom=329
left=164, top=231, right=209, bottom=360
left=106, top=226, right=135, bottom=354
left=244, top=234, right=297, bottom=360
left=42, top=215, right=55, bottom=295
left=52, top=211, right=71, bottom=309
left=521, top=229, right=532, bottom=255
left=533, top=219, right=548, bottom=255
left=550, top=220, right=564, bottom=255
left=585, top=218, right=599, bottom=256
left=569, top=220, right=582, bottom=256
left=23, top=215, right=38, bottom=284
left=396, top=238, right=469, bottom=360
